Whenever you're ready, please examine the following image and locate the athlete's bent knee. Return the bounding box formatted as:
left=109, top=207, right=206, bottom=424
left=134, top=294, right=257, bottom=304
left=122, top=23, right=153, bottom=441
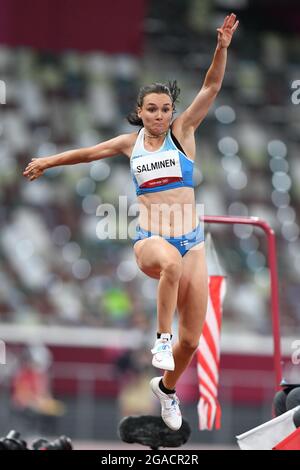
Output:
left=161, top=260, right=182, bottom=282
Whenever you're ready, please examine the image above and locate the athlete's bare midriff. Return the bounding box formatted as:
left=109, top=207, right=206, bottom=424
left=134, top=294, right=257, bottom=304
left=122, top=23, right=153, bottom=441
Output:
left=137, top=186, right=198, bottom=237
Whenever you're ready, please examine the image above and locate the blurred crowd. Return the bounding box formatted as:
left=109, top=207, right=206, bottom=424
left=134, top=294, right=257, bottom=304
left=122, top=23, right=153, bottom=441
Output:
left=1, top=1, right=300, bottom=338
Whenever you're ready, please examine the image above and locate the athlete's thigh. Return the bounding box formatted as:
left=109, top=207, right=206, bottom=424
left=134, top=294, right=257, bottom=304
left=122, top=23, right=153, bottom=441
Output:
left=177, top=243, right=208, bottom=337
left=133, top=237, right=182, bottom=279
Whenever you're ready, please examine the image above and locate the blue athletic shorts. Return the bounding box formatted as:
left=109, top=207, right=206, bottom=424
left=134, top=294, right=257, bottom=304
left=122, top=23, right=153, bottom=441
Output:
left=133, top=224, right=205, bottom=257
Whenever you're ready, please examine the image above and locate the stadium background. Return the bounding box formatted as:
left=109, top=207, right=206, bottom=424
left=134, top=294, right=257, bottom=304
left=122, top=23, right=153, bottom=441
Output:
left=0, top=0, right=300, bottom=448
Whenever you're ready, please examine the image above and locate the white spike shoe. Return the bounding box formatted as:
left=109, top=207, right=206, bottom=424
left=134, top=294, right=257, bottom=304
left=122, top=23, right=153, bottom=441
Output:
left=150, top=376, right=182, bottom=431
left=151, top=333, right=175, bottom=371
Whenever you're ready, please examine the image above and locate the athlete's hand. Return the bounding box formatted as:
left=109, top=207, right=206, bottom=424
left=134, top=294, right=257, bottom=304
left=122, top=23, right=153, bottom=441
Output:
left=217, top=13, right=239, bottom=49
left=23, top=158, right=48, bottom=181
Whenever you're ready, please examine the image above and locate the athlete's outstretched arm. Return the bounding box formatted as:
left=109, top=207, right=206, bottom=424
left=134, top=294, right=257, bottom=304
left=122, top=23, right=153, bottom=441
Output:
left=23, top=134, right=132, bottom=181
left=178, top=13, right=239, bottom=132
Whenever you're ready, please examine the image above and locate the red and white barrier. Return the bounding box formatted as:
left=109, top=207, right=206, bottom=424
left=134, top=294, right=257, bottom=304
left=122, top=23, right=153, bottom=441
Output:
left=236, top=406, right=300, bottom=450
left=197, top=233, right=226, bottom=430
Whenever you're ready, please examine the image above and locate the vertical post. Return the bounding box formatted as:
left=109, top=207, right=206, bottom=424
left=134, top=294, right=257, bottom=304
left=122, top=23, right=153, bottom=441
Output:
left=257, top=221, right=282, bottom=390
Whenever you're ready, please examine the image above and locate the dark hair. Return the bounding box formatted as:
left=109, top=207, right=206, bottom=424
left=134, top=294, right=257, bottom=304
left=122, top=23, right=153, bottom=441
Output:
left=127, top=80, right=180, bottom=126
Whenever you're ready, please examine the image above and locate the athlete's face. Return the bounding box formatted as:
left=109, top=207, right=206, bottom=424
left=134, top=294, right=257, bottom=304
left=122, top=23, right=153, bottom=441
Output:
left=138, top=93, right=173, bottom=135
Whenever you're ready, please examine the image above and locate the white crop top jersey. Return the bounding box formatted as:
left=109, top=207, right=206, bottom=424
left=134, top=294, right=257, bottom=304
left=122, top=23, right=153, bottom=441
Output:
left=130, top=128, right=194, bottom=196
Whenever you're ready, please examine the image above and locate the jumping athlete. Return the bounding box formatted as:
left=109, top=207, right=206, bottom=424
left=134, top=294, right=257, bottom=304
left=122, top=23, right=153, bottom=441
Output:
left=23, top=14, right=239, bottom=430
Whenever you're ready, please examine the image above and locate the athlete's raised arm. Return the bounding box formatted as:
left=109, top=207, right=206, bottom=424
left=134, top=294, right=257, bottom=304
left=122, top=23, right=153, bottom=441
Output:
left=176, top=13, right=239, bottom=133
